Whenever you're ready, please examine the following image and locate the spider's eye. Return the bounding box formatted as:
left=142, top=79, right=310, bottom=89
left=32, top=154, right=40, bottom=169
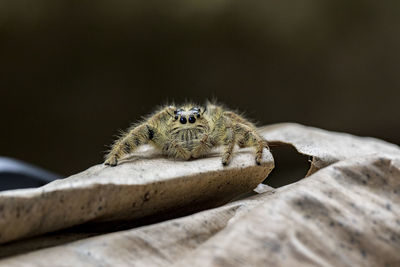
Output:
left=174, top=115, right=178, bottom=120
left=180, top=117, right=187, bottom=124
left=174, top=110, right=177, bottom=114
left=196, top=114, right=200, bottom=118
left=189, top=116, right=196, bottom=123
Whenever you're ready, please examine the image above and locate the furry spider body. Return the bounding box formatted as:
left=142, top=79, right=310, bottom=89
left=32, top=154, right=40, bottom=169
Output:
left=105, top=102, right=268, bottom=166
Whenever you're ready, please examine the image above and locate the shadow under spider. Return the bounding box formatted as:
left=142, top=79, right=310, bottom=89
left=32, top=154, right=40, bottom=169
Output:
left=117, top=147, right=260, bottom=166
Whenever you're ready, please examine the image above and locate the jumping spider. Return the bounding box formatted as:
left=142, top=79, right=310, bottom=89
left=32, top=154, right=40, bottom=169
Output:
left=104, top=102, right=269, bottom=166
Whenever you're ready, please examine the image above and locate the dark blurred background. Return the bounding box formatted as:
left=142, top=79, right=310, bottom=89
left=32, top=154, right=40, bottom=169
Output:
left=1, top=0, right=399, bottom=176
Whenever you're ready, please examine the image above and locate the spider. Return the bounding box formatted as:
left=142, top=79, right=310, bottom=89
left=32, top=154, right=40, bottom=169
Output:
left=104, top=102, right=269, bottom=166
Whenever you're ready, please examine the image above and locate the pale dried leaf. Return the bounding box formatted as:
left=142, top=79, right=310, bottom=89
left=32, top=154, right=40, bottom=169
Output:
left=261, top=123, right=400, bottom=175
left=1, top=123, right=400, bottom=267
left=2, top=157, right=399, bottom=266
left=0, top=146, right=273, bottom=244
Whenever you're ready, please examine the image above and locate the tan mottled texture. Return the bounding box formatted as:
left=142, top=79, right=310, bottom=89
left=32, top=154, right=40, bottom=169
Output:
left=174, top=157, right=400, bottom=267
left=0, top=146, right=273, bottom=244
left=2, top=157, right=400, bottom=267
left=1, top=124, right=400, bottom=266
left=261, top=123, right=400, bottom=175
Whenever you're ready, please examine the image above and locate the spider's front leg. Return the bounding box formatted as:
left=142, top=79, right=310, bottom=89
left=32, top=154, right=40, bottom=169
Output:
left=234, top=123, right=266, bottom=165
left=104, top=123, right=155, bottom=166
left=191, top=133, right=214, bottom=159
left=162, top=138, right=191, bottom=160
left=220, top=127, right=236, bottom=166
left=104, top=106, right=175, bottom=166
left=208, top=113, right=237, bottom=165
left=191, top=129, right=235, bottom=165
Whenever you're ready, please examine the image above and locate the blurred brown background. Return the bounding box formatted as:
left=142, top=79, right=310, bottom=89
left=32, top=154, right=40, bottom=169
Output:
left=1, top=0, right=399, bottom=176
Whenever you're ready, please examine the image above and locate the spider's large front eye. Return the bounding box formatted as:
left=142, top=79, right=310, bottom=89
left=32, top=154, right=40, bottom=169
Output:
left=188, top=116, right=196, bottom=123
left=180, top=117, right=187, bottom=124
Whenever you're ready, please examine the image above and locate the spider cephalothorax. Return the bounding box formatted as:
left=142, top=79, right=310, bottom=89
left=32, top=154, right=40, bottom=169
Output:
left=105, top=102, right=268, bottom=166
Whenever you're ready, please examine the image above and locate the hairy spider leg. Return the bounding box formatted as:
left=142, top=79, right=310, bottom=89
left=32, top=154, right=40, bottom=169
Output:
left=104, top=106, right=175, bottom=166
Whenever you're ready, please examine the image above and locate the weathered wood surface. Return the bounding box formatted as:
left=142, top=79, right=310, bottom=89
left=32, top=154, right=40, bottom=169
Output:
left=1, top=123, right=399, bottom=266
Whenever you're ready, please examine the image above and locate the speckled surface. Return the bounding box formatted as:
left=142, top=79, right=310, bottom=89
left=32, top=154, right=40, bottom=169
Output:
left=0, top=146, right=274, bottom=245
left=261, top=123, right=400, bottom=175
left=175, top=156, right=400, bottom=267
left=1, top=157, right=399, bottom=266
left=1, top=124, right=400, bottom=266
